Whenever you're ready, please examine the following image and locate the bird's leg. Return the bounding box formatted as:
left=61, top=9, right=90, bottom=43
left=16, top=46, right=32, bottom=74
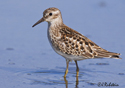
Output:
left=64, top=77, right=68, bottom=88
left=75, top=60, right=79, bottom=77
left=76, top=75, right=79, bottom=88
left=64, top=59, right=69, bottom=77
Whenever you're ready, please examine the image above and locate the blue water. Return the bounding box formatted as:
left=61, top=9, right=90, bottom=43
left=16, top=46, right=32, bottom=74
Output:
left=0, top=0, right=125, bottom=88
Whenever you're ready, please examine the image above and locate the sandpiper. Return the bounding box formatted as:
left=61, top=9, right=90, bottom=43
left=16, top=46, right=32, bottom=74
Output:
left=32, top=7, right=121, bottom=77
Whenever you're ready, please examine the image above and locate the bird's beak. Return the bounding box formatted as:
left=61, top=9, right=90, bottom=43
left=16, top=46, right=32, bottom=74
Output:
left=32, top=17, right=45, bottom=27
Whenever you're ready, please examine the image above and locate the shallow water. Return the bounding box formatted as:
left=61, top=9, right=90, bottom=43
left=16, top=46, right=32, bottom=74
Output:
left=0, top=60, right=124, bottom=88
left=0, top=0, right=125, bottom=88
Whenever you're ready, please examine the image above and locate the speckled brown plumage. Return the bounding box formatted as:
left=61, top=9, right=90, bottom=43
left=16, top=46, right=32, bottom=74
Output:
left=32, top=7, right=121, bottom=77
left=49, top=24, right=120, bottom=59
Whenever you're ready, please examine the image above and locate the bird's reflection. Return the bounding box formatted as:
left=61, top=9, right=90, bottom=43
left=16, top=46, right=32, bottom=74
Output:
left=64, top=77, right=68, bottom=88
left=64, top=75, right=79, bottom=88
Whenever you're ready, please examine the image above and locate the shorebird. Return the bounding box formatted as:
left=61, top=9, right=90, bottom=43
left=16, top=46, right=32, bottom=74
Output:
left=32, top=7, right=121, bottom=77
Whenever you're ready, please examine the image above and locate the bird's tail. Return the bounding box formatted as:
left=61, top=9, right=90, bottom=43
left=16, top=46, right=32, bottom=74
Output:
left=109, top=53, right=121, bottom=59
left=95, top=50, right=121, bottom=59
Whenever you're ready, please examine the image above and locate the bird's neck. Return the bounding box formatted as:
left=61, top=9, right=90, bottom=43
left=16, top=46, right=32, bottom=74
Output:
left=47, top=17, right=64, bottom=39
left=48, top=16, right=63, bottom=29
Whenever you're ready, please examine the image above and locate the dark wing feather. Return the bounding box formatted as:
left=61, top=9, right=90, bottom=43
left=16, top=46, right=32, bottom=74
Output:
left=58, top=25, right=121, bottom=59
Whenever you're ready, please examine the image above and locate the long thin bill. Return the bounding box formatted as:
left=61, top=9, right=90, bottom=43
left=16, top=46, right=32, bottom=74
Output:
left=32, top=17, right=45, bottom=27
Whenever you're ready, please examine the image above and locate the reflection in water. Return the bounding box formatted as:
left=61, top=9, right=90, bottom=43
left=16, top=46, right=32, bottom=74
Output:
left=76, top=76, right=79, bottom=88
left=0, top=66, right=112, bottom=87
left=25, top=68, right=82, bottom=88
left=64, top=76, right=79, bottom=88
left=0, top=64, right=124, bottom=87
left=0, top=65, right=113, bottom=87
left=25, top=67, right=100, bottom=87
left=64, top=77, right=68, bottom=88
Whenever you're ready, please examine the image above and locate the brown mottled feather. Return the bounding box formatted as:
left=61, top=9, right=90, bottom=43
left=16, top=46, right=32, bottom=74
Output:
left=50, top=24, right=121, bottom=59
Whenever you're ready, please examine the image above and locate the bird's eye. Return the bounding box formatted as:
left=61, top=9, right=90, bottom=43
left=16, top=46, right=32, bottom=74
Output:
left=49, top=13, right=52, bottom=16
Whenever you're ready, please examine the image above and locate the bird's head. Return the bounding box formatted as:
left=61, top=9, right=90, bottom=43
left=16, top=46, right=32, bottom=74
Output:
left=32, top=7, right=63, bottom=27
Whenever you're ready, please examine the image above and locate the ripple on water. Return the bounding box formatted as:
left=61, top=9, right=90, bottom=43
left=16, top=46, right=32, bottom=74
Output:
left=19, top=67, right=98, bottom=88
left=89, top=63, right=109, bottom=65
left=6, top=48, right=14, bottom=50
left=118, top=73, right=124, bottom=75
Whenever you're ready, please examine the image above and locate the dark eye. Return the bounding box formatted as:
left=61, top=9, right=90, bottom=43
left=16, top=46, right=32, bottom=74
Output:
left=49, top=13, right=52, bottom=16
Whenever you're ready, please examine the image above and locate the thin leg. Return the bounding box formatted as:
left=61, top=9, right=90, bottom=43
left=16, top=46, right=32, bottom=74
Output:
left=64, top=77, right=68, bottom=88
left=76, top=76, right=79, bottom=88
left=75, top=60, right=79, bottom=77
left=64, top=60, right=69, bottom=77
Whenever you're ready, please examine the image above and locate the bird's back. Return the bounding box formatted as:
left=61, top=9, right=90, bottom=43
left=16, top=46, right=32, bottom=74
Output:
left=48, top=24, right=121, bottom=60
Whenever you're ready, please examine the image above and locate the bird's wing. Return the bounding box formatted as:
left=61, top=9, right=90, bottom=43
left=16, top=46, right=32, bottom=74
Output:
left=58, top=25, right=120, bottom=59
